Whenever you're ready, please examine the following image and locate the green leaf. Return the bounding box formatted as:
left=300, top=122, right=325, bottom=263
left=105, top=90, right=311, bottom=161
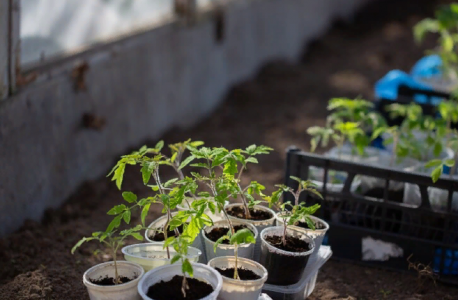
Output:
left=179, top=156, right=195, bottom=170
left=122, top=210, right=131, bottom=224
left=445, top=159, right=456, bottom=167
left=141, top=165, right=151, bottom=185
left=425, top=159, right=443, bottom=168
left=155, top=141, right=164, bottom=152
left=122, top=191, right=137, bottom=203
left=245, top=157, right=258, bottom=164
left=164, top=178, right=179, bottom=188
left=190, top=141, right=204, bottom=148
left=106, top=215, right=123, bottom=232
left=113, top=163, right=126, bottom=190
left=71, top=237, right=95, bottom=254
left=230, top=228, right=256, bottom=245
left=171, top=254, right=181, bottom=264
left=130, top=232, right=143, bottom=241
left=182, top=259, right=194, bottom=277
left=223, top=159, right=238, bottom=176
left=214, top=235, right=230, bottom=252
left=433, top=142, right=443, bottom=157
left=107, top=204, right=127, bottom=215
left=304, top=216, right=316, bottom=230
left=431, top=165, right=443, bottom=183
left=171, top=152, right=178, bottom=163
left=290, top=176, right=301, bottom=183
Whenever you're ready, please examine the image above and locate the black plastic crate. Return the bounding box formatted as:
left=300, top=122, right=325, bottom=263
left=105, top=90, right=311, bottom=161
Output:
left=376, top=85, right=450, bottom=127
left=284, top=147, right=458, bottom=284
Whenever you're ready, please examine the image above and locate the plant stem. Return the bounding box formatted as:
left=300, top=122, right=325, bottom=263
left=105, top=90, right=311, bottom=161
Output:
left=112, top=244, right=120, bottom=285
left=450, top=151, right=458, bottom=178
left=390, top=133, right=399, bottom=167
left=234, top=244, right=240, bottom=280
left=236, top=165, right=252, bottom=219
left=181, top=274, right=188, bottom=298
left=282, top=218, right=287, bottom=247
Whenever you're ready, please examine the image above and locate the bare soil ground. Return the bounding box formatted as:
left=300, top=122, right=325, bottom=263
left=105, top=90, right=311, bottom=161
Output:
left=1, top=0, right=458, bottom=299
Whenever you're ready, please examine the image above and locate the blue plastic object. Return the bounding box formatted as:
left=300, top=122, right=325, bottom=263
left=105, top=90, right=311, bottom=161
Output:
left=411, top=55, right=443, bottom=79
left=434, top=248, right=458, bottom=275
left=374, top=70, right=436, bottom=104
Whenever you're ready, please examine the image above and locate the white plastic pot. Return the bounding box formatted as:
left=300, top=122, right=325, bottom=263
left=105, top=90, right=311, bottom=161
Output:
left=83, top=260, right=144, bottom=300
left=145, top=213, right=206, bottom=263
left=225, top=204, right=276, bottom=261
left=138, top=262, right=223, bottom=300
left=203, top=219, right=258, bottom=261
left=275, top=214, right=329, bottom=272
left=207, top=256, right=268, bottom=300
left=122, top=243, right=202, bottom=272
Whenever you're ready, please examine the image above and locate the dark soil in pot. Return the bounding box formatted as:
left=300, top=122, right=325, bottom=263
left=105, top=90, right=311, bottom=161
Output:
left=89, top=275, right=134, bottom=286
left=147, top=275, right=213, bottom=300
left=215, top=267, right=261, bottom=280
left=149, top=224, right=184, bottom=241
left=226, top=206, right=272, bottom=221
left=295, top=220, right=326, bottom=230
left=205, top=225, right=253, bottom=243
left=260, top=235, right=312, bottom=285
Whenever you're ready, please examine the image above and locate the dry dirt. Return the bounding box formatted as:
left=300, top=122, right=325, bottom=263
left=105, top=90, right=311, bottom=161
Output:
left=1, top=0, right=458, bottom=299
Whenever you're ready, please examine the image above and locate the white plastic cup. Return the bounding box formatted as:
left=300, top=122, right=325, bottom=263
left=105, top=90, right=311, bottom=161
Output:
left=207, top=256, right=268, bottom=300
left=137, top=262, right=223, bottom=300
left=83, top=261, right=144, bottom=300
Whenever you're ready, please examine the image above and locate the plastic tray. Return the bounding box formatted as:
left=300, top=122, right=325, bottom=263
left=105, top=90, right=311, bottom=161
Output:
left=262, top=246, right=332, bottom=300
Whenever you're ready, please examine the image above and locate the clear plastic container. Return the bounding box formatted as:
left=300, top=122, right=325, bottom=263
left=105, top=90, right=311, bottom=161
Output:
left=275, top=214, right=329, bottom=273
left=203, top=220, right=258, bottom=261
left=122, top=243, right=202, bottom=272
left=137, top=262, right=223, bottom=300
left=226, top=204, right=276, bottom=262
left=207, top=256, right=268, bottom=300
left=83, top=261, right=144, bottom=300
left=262, top=246, right=332, bottom=300
left=145, top=212, right=206, bottom=263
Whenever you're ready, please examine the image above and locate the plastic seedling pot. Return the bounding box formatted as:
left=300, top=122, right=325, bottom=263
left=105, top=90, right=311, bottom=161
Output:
left=207, top=256, right=268, bottom=300
left=137, top=262, right=223, bottom=300
left=145, top=212, right=205, bottom=263
left=275, top=214, right=328, bottom=271
left=225, top=204, right=276, bottom=261
left=83, top=260, right=144, bottom=300
left=122, top=243, right=202, bottom=272
left=203, top=220, right=258, bottom=261
left=259, top=226, right=314, bottom=286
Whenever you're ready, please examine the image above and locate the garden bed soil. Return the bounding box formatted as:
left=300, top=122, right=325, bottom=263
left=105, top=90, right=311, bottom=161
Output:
left=205, top=225, right=252, bottom=243
left=226, top=206, right=272, bottom=221
left=2, top=0, right=458, bottom=299
left=264, top=235, right=312, bottom=252
left=146, top=275, right=213, bottom=300
left=215, top=267, right=261, bottom=280
left=89, top=276, right=133, bottom=286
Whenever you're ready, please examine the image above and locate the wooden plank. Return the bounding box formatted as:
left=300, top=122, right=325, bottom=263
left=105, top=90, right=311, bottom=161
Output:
left=0, top=0, right=8, bottom=100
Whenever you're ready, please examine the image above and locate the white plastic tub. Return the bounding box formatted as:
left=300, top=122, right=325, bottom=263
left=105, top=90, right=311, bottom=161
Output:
left=137, top=262, right=223, bottom=300
left=226, top=204, right=276, bottom=261
left=207, top=256, right=268, bottom=300
left=262, top=246, right=332, bottom=300
left=145, top=213, right=206, bottom=263
left=83, top=260, right=144, bottom=300
left=203, top=220, right=258, bottom=261
left=122, top=243, right=202, bottom=272
left=275, top=214, right=329, bottom=272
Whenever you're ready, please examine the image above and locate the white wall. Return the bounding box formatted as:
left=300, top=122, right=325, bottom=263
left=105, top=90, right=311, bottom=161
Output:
left=0, top=0, right=372, bottom=236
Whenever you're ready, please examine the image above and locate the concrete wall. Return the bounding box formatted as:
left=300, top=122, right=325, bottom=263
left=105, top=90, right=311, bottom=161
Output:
left=0, top=0, right=372, bottom=236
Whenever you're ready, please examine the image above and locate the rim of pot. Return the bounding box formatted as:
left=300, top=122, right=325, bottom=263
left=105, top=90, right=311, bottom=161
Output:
left=83, top=260, right=144, bottom=290
left=144, top=212, right=182, bottom=242
left=260, top=226, right=315, bottom=257
left=137, top=262, right=223, bottom=300
left=202, top=220, right=259, bottom=248
left=122, top=243, right=202, bottom=261
left=275, top=213, right=329, bottom=233
left=207, top=256, right=268, bottom=286
left=225, top=203, right=276, bottom=224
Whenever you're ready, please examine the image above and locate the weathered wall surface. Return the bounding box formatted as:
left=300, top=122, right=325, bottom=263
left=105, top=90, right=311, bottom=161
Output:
left=0, top=0, right=371, bottom=236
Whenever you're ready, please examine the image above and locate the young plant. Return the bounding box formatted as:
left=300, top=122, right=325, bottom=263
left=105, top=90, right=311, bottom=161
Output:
left=106, top=140, right=203, bottom=258
left=263, top=176, right=322, bottom=247
left=71, top=225, right=144, bottom=284
left=414, top=4, right=458, bottom=88
left=213, top=229, right=256, bottom=280
left=163, top=234, right=196, bottom=298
